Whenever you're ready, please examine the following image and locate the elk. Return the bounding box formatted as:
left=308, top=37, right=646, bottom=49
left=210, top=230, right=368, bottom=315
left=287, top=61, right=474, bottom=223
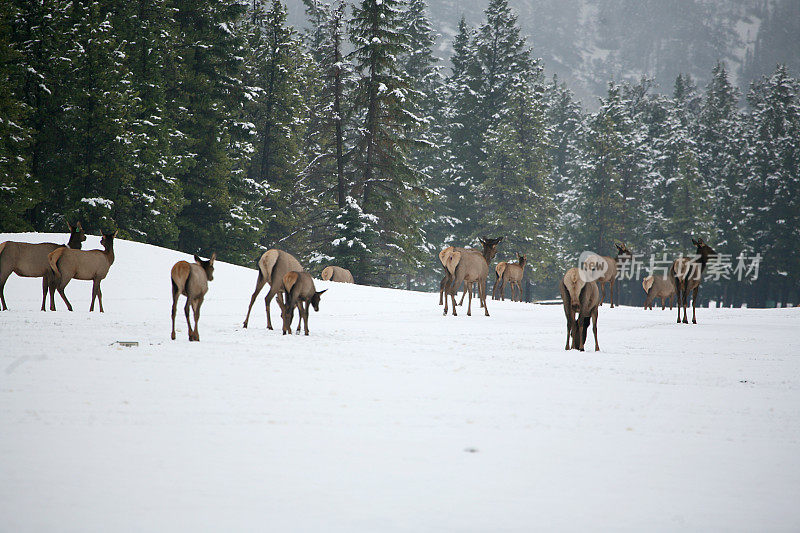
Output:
left=438, top=237, right=503, bottom=307
left=642, top=274, right=676, bottom=310
left=442, top=236, right=503, bottom=317
left=492, top=253, right=526, bottom=301
left=670, top=238, right=716, bottom=324
left=243, top=249, right=303, bottom=330
left=170, top=254, right=215, bottom=341
left=280, top=271, right=326, bottom=335
left=0, top=222, right=86, bottom=311
left=321, top=265, right=354, bottom=283
left=595, top=242, right=632, bottom=308
left=48, top=231, right=116, bottom=312
left=559, top=267, right=600, bottom=351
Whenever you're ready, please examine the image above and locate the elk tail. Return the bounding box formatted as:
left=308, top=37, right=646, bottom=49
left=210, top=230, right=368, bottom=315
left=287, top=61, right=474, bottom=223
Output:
left=495, top=262, right=507, bottom=280
left=444, top=250, right=461, bottom=276
left=321, top=266, right=333, bottom=281
left=48, top=247, right=65, bottom=276
left=283, top=271, right=299, bottom=293
left=261, top=249, right=280, bottom=282
left=438, top=247, right=453, bottom=269
left=642, top=276, right=654, bottom=294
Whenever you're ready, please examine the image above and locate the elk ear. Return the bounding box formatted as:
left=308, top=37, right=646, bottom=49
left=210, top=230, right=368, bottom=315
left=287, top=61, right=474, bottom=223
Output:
left=194, top=254, right=202, bottom=263
left=209, top=252, right=216, bottom=264
left=113, top=230, right=118, bottom=237
left=692, top=238, right=698, bottom=246
left=67, top=221, right=73, bottom=231
left=316, top=289, right=327, bottom=296
left=77, top=222, right=83, bottom=230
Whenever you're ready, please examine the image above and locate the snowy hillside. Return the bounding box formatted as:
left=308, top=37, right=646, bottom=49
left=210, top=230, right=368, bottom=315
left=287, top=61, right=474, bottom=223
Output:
left=1, top=233, right=799, bottom=531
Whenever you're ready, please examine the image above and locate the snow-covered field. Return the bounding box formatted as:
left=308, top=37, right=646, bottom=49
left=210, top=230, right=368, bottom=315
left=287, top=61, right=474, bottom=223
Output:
left=1, top=232, right=799, bottom=532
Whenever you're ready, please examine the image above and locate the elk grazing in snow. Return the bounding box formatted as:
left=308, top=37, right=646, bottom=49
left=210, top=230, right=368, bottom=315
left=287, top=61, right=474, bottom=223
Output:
left=441, top=236, right=503, bottom=317
left=243, top=249, right=303, bottom=330
left=321, top=265, right=354, bottom=283
left=493, top=253, right=526, bottom=301
left=560, top=267, right=600, bottom=351
left=280, top=271, right=326, bottom=336
left=438, top=237, right=503, bottom=307
left=670, top=238, right=716, bottom=324
left=642, top=274, right=676, bottom=310
left=47, top=231, right=116, bottom=312
left=171, top=254, right=215, bottom=341
left=0, top=222, right=86, bottom=311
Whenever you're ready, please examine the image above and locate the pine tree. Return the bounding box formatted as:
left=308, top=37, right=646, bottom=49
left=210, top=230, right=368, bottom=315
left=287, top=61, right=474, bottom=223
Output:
left=241, top=0, right=310, bottom=254
left=348, top=0, right=430, bottom=285
left=743, top=65, right=800, bottom=305
left=477, top=78, right=556, bottom=286
left=0, top=0, right=36, bottom=230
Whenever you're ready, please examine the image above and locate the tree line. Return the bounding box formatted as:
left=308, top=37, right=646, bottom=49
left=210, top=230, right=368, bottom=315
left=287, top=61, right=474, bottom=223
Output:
left=1, top=0, right=798, bottom=307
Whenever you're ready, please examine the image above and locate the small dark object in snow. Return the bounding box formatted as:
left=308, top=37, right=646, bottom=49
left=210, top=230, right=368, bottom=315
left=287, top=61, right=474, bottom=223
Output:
left=116, top=341, right=139, bottom=347
left=739, top=380, right=748, bottom=383
left=464, top=447, right=479, bottom=453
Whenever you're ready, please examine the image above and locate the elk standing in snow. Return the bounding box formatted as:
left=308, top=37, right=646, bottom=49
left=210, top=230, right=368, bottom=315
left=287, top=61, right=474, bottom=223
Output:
left=560, top=267, right=600, bottom=351
left=493, top=253, right=526, bottom=301
left=670, top=238, right=716, bottom=324
left=594, top=242, right=632, bottom=308
left=321, top=265, right=354, bottom=283
left=280, top=271, right=326, bottom=335
left=438, top=237, right=503, bottom=307
left=170, top=254, right=215, bottom=341
left=642, top=274, right=676, bottom=310
left=243, top=249, right=303, bottom=330
left=0, top=222, right=86, bottom=311
left=442, top=237, right=503, bottom=317
left=47, top=231, right=116, bottom=312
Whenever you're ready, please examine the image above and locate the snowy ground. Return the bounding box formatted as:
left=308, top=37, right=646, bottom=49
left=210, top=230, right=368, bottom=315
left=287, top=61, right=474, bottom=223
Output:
left=1, top=232, right=799, bottom=532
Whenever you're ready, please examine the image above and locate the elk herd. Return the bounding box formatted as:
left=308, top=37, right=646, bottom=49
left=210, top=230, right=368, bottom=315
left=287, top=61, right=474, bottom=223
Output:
left=1, top=224, right=719, bottom=349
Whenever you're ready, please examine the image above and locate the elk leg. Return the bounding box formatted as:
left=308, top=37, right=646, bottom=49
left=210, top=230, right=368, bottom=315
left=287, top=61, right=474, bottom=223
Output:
left=481, top=279, right=490, bottom=316
left=0, top=269, right=8, bottom=311
left=243, top=271, right=267, bottom=328
left=592, top=309, right=599, bottom=351
left=90, top=279, right=99, bottom=312
left=192, top=297, right=203, bottom=341
left=48, top=275, right=57, bottom=311
left=599, top=282, right=605, bottom=306
left=682, top=287, right=689, bottom=323
left=449, top=278, right=458, bottom=316
left=661, top=297, right=666, bottom=310
left=691, top=286, right=698, bottom=324
left=57, top=280, right=73, bottom=312
left=171, top=285, right=179, bottom=340
left=439, top=276, right=447, bottom=305
left=96, top=283, right=104, bottom=313
left=303, top=301, right=310, bottom=336
left=609, top=279, right=615, bottom=308
left=466, top=280, right=473, bottom=316
left=264, top=289, right=277, bottom=330
left=459, top=281, right=468, bottom=306
left=565, top=317, right=572, bottom=350
left=296, top=301, right=302, bottom=333
left=40, top=276, right=48, bottom=311
left=670, top=295, right=674, bottom=310
left=184, top=298, right=194, bottom=340
left=492, top=276, right=500, bottom=300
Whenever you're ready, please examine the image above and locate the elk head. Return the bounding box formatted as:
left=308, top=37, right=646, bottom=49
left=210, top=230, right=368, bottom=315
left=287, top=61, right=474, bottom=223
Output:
left=614, top=241, right=632, bottom=258
left=692, top=238, right=716, bottom=259
left=517, top=253, right=527, bottom=268
left=310, top=289, right=327, bottom=312
left=478, top=236, right=504, bottom=262
left=194, top=252, right=216, bottom=281
left=67, top=221, right=87, bottom=248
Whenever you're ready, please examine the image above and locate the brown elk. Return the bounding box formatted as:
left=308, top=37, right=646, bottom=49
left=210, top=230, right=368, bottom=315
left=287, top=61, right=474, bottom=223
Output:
left=438, top=237, right=503, bottom=307
left=493, top=253, right=526, bottom=301
left=280, top=271, right=326, bottom=336
left=642, top=274, right=676, bottom=310
left=593, top=242, right=632, bottom=308
left=559, top=267, right=600, bottom=351
left=170, top=254, right=215, bottom=341
left=321, top=265, right=354, bottom=283
left=47, top=231, right=116, bottom=312
left=442, top=236, right=503, bottom=317
left=0, top=222, right=86, bottom=311
left=243, top=249, right=303, bottom=330
left=670, top=238, right=716, bottom=324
